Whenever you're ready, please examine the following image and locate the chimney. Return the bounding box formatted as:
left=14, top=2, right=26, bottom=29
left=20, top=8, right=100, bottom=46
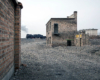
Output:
left=74, top=11, right=77, bottom=23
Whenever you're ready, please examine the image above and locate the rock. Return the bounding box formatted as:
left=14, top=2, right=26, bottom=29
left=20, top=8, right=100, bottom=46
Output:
left=21, top=64, right=27, bottom=67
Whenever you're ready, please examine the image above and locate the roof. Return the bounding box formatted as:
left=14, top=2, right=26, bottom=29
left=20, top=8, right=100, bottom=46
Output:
left=80, top=29, right=98, bottom=31
left=51, top=18, right=75, bottom=20
left=46, top=18, right=75, bottom=25
left=12, top=0, right=23, bottom=9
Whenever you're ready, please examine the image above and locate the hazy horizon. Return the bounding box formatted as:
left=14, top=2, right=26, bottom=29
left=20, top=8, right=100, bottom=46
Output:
left=18, top=0, right=100, bottom=38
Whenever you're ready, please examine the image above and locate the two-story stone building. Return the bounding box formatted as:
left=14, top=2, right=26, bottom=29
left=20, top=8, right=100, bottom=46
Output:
left=46, top=11, right=77, bottom=47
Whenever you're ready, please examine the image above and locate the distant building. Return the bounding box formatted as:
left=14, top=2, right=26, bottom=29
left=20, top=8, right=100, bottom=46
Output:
left=46, top=11, right=77, bottom=47
left=79, top=29, right=98, bottom=36
left=46, top=11, right=90, bottom=47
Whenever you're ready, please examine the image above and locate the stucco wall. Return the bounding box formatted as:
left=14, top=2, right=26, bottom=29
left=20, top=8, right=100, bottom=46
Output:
left=85, top=30, right=98, bottom=36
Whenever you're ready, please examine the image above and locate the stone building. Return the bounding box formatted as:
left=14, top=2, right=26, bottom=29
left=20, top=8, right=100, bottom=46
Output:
left=46, top=11, right=77, bottom=47
left=75, top=31, right=90, bottom=46
left=0, top=0, right=23, bottom=80
left=79, top=29, right=98, bottom=36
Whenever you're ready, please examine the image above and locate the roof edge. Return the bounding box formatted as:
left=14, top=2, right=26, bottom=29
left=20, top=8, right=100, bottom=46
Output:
left=12, top=0, right=23, bottom=9
left=46, top=18, right=51, bottom=25
left=12, top=0, right=18, bottom=5
left=79, top=29, right=98, bottom=31
left=51, top=18, right=75, bottom=20
left=18, top=2, right=23, bottom=9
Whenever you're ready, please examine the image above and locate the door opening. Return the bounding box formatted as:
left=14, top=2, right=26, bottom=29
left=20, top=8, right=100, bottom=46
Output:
left=80, top=38, right=81, bottom=46
left=67, top=40, right=71, bottom=46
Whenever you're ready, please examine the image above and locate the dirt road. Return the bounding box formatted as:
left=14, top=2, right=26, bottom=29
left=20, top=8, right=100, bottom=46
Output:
left=10, top=39, right=100, bottom=80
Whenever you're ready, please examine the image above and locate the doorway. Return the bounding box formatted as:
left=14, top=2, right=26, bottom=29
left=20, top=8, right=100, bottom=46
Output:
left=80, top=38, right=81, bottom=46
left=67, top=40, right=71, bottom=46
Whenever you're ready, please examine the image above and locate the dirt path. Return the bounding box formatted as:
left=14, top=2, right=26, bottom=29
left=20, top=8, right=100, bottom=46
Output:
left=10, top=39, right=100, bottom=80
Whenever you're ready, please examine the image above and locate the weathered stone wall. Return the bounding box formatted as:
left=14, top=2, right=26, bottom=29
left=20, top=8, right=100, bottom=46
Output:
left=67, top=14, right=74, bottom=18
left=85, top=34, right=89, bottom=45
left=89, top=35, right=100, bottom=39
left=51, top=19, right=77, bottom=47
left=46, top=11, right=77, bottom=47
left=75, top=33, right=89, bottom=47
left=46, top=11, right=90, bottom=47
left=0, top=0, right=23, bottom=80
left=46, top=21, right=52, bottom=47
left=82, top=33, right=89, bottom=45
left=75, top=34, right=83, bottom=47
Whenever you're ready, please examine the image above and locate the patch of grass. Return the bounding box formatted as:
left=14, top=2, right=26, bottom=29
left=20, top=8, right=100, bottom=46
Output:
left=66, top=39, right=74, bottom=40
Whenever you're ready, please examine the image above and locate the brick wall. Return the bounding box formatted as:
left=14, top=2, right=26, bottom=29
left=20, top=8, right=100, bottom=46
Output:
left=0, top=0, right=23, bottom=80
left=14, top=2, right=22, bottom=69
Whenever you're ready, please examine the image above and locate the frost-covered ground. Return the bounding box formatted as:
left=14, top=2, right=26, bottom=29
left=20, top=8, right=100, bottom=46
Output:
left=10, top=39, right=100, bottom=80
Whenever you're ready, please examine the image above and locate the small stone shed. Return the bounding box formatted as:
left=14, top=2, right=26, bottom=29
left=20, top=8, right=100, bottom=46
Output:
left=46, top=11, right=77, bottom=47
left=74, top=31, right=90, bottom=47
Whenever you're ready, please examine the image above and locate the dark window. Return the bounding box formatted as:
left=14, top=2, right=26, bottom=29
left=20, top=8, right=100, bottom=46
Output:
left=67, top=40, right=71, bottom=46
left=54, top=24, right=58, bottom=34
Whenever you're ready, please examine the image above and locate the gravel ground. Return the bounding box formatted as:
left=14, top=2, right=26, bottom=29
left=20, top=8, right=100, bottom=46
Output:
left=10, top=39, right=100, bottom=80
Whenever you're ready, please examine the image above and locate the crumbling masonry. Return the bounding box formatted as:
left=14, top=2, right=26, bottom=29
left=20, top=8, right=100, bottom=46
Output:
left=46, top=11, right=89, bottom=47
left=46, top=11, right=77, bottom=47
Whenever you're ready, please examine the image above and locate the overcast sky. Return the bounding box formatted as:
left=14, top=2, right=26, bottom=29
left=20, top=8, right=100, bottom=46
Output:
left=18, top=0, right=100, bottom=38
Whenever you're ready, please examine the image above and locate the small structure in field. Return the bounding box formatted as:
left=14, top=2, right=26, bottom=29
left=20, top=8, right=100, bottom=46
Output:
left=79, top=29, right=98, bottom=36
left=46, top=11, right=89, bottom=47
left=75, top=31, right=90, bottom=46
left=46, top=11, right=77, bottom=47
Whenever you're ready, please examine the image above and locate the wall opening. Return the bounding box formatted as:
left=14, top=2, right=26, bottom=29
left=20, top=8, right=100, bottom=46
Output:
left=67, top=40, right=71, bottom=46
left=80, top=38, right=81, bottom=46
left=54, top=24, right=58, bottom=34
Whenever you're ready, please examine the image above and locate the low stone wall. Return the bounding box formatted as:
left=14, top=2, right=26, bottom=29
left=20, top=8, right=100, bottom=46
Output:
left=89, top=35, right=100, bottom=39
